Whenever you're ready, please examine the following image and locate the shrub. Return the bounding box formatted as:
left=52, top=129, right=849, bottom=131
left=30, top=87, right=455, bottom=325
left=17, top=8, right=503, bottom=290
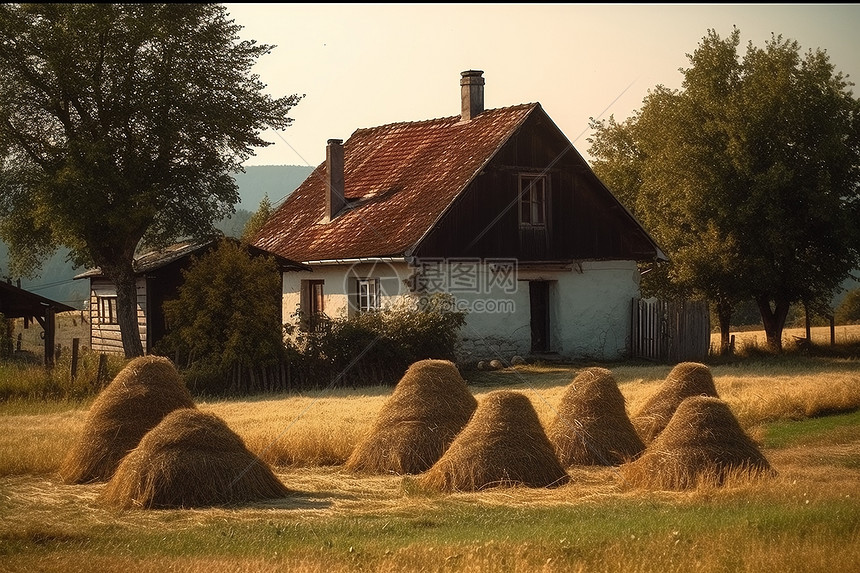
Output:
left=294, top=293, right=467, bottom=388
left=835, top=288, right=860, bottom=324
left=156, top=239, right=286, bottom=392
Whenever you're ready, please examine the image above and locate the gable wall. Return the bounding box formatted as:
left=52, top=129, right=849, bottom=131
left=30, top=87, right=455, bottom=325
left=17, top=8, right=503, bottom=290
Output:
left=413, top=112, right=654, bottom=261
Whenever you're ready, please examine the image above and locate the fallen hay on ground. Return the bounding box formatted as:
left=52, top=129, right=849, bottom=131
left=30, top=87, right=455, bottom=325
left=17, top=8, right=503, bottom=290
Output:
left=547, top=367, right=644, bottom=466
left=345, top=359, right=477, bottom=475
left=621, top=395, right=776, bottom=490
left=59, top=355, right=196, bottom=484
left=631, top=361, right=719, bottom=444
left=100, top=409, right=291, bottom=509
left=418, top=390, right=570, bottom=492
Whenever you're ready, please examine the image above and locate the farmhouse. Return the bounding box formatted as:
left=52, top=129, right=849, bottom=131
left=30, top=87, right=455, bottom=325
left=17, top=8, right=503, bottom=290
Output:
left=254, top=70, right=667, bottom=362
left=76, top=238, right=307, bottom=355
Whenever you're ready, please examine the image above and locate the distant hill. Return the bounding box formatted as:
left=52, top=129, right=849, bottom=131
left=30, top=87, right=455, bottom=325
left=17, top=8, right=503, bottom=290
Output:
left=234, top=164, right=315, bottom=210
left=0, top=165, right=314, bottom=310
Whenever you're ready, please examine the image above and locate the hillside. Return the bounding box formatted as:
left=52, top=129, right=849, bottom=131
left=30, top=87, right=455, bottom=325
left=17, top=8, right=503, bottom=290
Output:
left=234, top=164, right=315, bottom=210
left=0, top=165, right=314, bottom=310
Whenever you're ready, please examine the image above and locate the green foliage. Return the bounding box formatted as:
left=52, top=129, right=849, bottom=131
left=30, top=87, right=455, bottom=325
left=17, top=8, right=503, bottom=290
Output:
left=589, top=27, right=860, bottom=351
left=242, top=194, right=274, bottom=243
left=835, top=288, right=860, bottom=324
left=0, top=4, right=302, bottom=356
left=292, top=293, right=467, bottom=388
left=215, top=208, right=253, bottom=239
left=157, top=240, right=286, bottom=389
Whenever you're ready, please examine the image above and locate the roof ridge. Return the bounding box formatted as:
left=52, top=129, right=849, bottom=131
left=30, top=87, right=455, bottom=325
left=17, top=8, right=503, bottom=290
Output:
left=349, top=102, right=539, bottom=135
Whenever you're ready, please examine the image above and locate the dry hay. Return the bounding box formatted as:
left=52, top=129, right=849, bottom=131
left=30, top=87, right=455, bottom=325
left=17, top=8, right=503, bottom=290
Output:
left=100, top=409, right=290, bottom=509
left=59, top=355, right=195, bottom=484
left=418, top=390, right=570, bottom=492
left=345, top=359, right=477, bottom=475
left=547, top=367, right=645, bottom=466
left=621, top=395, right=775, bottom=490
left=631, top=361, right=719, bottom=444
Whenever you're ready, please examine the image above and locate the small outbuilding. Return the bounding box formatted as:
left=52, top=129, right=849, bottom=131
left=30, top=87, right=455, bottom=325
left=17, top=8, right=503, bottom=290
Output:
left=0, top=279, right=75, bottom=366
left=75, top=237, right=308, bottom=354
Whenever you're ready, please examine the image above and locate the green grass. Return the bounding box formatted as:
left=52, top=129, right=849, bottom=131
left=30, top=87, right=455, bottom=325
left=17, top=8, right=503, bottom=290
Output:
left=0, top=353, right=127, bottom=404
left=763, top=409, right=860, bottom=449
left=2, top=494, right=858, bottom=572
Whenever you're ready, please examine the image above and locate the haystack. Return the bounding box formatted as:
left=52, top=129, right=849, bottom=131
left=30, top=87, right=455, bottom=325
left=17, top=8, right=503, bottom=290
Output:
left=418, top=390, right=570, bottom=492
left=631, top=362, right=718, bottom=444
left=547, top=367, right=644, bottom=466
left=621, top=396, right=775, bottom=490
left=59, top=355, right=195, bottom=484
left=100, top=409, right=290, bottom=509
left=345, top=359, right=477, bottom=475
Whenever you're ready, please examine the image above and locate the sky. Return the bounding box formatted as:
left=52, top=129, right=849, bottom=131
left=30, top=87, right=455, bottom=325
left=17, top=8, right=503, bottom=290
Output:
left=224, top=3, right=860, bottom=170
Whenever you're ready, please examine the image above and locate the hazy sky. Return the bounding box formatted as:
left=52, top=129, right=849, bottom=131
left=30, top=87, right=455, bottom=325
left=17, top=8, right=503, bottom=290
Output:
left=224, top=3, right=860, bottom=171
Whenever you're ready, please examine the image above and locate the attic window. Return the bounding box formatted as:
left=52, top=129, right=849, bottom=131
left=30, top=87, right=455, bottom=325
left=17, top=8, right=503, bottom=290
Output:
left=519, top=174, right=547, bottom=227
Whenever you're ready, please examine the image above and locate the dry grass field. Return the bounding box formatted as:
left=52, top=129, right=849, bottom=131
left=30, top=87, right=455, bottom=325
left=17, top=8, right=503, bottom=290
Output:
left=1, top=357, right=859, bottom=572
left=710, top=323, right=860, bottom=353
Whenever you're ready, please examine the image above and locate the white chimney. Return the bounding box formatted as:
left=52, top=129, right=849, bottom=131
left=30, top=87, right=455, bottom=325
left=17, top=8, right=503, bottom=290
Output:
left=323, top=138, right=345, bottom=223
left=460, top=70, right=485, bottom=121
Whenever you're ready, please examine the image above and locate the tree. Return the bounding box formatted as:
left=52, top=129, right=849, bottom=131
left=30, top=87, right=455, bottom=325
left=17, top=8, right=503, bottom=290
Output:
left=589, top=27, right=860, bottom=352
left=836, top=288, right=860, bottom=324
left=0, top=4, right=302, bottom=357
left=241, top=194, right=274, bottom=243
left=158, top=239, right=285, bottom=384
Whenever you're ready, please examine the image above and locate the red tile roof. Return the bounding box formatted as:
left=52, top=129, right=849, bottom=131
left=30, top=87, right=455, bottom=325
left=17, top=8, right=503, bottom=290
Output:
left=253, top=104, right=538, bottom=262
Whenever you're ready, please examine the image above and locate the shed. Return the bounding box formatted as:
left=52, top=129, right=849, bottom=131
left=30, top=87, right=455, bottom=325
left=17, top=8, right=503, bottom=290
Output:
left=0, top=280, right=75, bottom=365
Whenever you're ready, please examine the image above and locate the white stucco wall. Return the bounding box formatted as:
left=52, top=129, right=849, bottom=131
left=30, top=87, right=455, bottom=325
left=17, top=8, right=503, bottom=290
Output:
left=281, top=259, right=641, bottom=361
left=281, top=260, right=415, bottom=326
left=453, top=260, right=640, bottom=361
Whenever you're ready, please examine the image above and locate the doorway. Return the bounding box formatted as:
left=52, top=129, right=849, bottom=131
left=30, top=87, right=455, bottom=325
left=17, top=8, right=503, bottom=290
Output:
left=529, top=281, right=550, bottom=352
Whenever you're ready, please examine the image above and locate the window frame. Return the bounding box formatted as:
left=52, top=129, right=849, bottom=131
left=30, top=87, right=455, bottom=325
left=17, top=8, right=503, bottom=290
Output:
left=356, top=277, right=380, bottom=313
left=300, top=279, right=326, bottom=331
left=98, top=295, right=119, bottom=325
left=519, top=173, right=547, bottom=228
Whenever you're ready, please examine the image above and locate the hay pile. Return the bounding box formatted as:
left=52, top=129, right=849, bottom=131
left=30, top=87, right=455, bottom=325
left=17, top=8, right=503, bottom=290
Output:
left=100, top=409, right=290, bottom=509
left=345, top=359, right=477, bottom=475
left=547, top=367, right=644, bottom=466
left=418, top=390, right=570, bottom=492
left=621, top=396, right=775, bottom=490
left=59, top=355, right=195, bottom=484
left=631, top=362, right=719, bottom=444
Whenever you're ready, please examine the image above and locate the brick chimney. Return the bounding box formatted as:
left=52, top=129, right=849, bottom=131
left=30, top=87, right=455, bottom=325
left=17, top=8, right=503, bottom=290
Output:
left=323, top=138, right=345, bottom=223
left=460, top=70, right=484, bottom=121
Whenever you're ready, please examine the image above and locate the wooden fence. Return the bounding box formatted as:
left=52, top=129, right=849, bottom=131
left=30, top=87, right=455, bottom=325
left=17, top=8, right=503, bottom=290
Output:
left=631, top=298, right=711, bottom=363
left=219, top=358, right=405, bottom=396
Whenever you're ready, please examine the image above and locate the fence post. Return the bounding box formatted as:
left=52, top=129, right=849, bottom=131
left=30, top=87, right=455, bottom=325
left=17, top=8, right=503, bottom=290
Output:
left=70, top=338, right=80, bottom=380
left=96, top=353, right=108, bottom=388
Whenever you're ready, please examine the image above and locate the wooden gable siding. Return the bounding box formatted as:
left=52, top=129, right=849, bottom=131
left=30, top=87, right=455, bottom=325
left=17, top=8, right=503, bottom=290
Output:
left=88, top=277, right=147, bottom=354
left=413, top=111, right=654, bottom=262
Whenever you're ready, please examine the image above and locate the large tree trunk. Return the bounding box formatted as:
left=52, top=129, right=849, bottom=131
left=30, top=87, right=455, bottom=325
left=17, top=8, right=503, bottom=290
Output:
left=714, top=298, right=734, bottom=355
left=755, top=294, right=790, bottom=352
left=104, top=262, right=145, bottom=358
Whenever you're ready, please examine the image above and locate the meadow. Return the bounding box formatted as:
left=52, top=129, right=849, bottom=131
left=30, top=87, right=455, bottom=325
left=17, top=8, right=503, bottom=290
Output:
left=0, top=354, right=859, bottom=572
